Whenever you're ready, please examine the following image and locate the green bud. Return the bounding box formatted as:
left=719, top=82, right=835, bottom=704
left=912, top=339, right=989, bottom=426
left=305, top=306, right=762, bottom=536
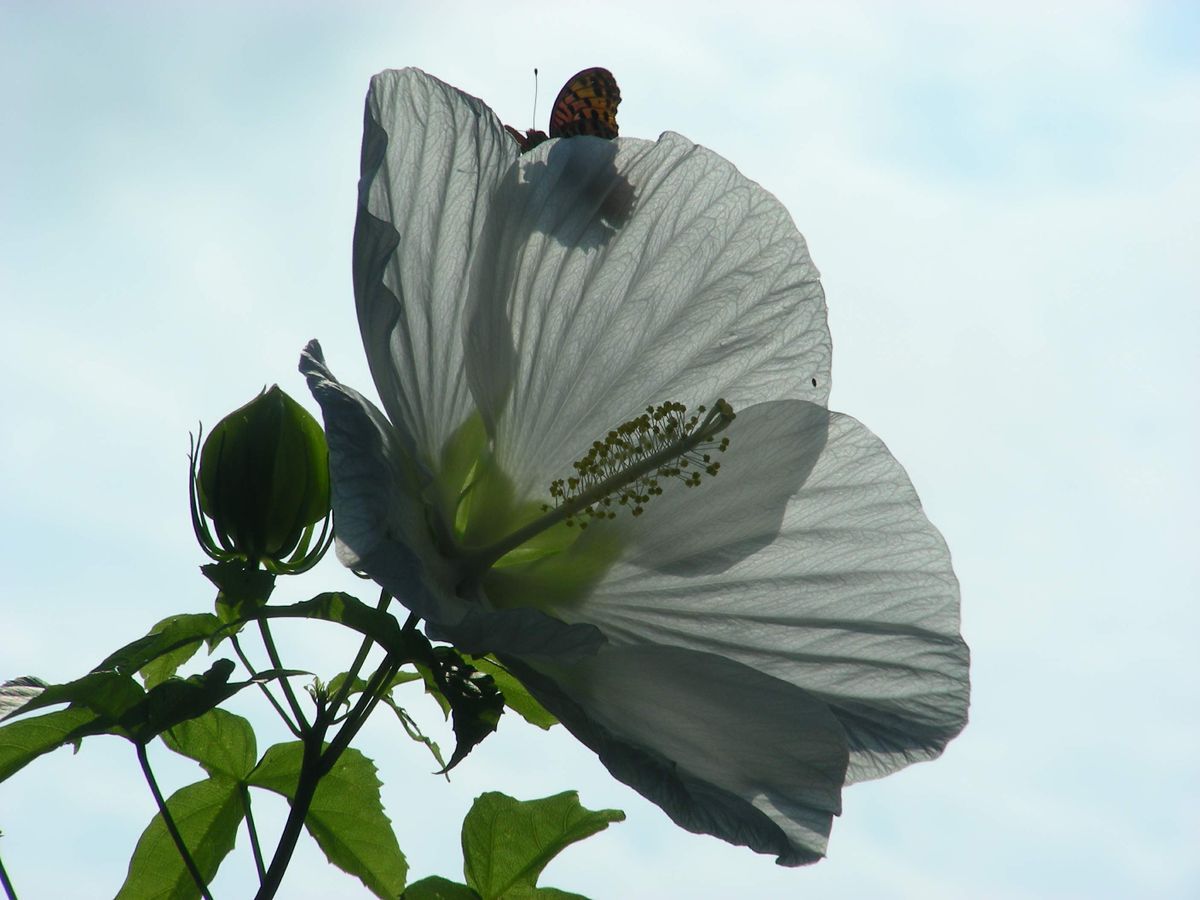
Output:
left=189, top=386, right=332, bottom=574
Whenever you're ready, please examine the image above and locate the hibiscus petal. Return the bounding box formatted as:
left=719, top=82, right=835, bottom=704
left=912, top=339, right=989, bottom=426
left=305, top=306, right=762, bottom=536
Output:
left=300, top=341, right=445, bottom=620
left=301, top=342, right=606, bottom=659
left=503, top=643, right=850, bottom=866
left=357, top=68, right=517, bottom=470
left=462, top=132, right=830, bottom=501
left=557, top=402, right=969, bottom=784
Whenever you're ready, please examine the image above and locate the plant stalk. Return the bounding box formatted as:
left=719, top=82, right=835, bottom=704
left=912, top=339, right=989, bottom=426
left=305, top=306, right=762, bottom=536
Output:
left=0, top=847, right=18, bottom=900
left=136, top=742, right=212, bottom=900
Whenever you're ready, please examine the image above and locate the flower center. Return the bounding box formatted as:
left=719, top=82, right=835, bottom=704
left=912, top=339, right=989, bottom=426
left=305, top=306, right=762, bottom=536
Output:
left=460, top=399, right=735, bottom=580
left=545, top=400, right=735, bottom=527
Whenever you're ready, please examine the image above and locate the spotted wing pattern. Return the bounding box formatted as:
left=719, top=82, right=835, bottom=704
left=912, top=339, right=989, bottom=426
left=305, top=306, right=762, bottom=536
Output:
left=548, top=67, right=621, bottom=140
left=506, top=67, right=620, bottom=153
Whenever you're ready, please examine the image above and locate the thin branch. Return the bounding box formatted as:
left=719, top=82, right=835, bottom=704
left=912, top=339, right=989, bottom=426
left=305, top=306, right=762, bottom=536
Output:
left=322, top=652, right=401, bottom=774
left=253, top=604, right=419, bottom=898
left=327, top=589, right=392, bottom=717
left=231, top=634, right=301, bottom=739
left=240, top=784, right=266, bottom=883
left=256, top=619, right=310, bottom=734
left=254, top=719, right=329, bottom=900
left=136, top=742, right=212, bottom=900
left=0, top=845, right=18, bottom=900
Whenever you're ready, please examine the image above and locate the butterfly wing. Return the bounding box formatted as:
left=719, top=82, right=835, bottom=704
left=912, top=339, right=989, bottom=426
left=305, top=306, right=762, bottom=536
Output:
left=548, top=67, right=621, bottom=140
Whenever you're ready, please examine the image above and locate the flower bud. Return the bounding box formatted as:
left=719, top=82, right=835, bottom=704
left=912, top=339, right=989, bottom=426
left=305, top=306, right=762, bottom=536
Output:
left=190, top=386, right=332, bottom=574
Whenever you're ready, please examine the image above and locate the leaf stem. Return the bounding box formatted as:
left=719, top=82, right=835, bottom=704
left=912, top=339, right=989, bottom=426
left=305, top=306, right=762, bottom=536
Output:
left=327, top=590, right=392, bottom=717
left=254, top=604, right=418, bottom=899
left=231, top=634, right=302, bottom=739
left=136, top=742, right=213, bottom=900
left=240, top=783, right=266, bottom=882
left=257, top=620, right=310, bottom=734
left=0, top=846, right=18, bottom=900
left=254, top=714, right=329, bottom=900
left=323, top=652, right=401, bottom=772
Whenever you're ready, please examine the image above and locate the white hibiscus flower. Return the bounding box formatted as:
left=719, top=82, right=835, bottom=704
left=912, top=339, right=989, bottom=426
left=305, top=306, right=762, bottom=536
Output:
left=301, top=67, right=969, bottom=866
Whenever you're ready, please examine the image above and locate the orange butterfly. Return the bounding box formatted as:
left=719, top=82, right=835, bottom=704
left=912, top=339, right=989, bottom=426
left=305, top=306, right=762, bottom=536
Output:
left=505, top=67, right=621, bottom=153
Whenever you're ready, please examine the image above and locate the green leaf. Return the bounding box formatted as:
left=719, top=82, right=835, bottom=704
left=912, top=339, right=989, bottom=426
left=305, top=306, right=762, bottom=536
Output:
left=116, top=774, right=243, bottom=900
left=427, top=649, right=504, bottom=773
left=382, top=699, right=449, bottom=775
left=402, top=876, right=482, bottom=900
left=0, top=660, right=268, bottom=762
left=119, top=660, right=239, bottom=744
left=120, top=661, right=304, bottom=745
left=326, top=672, right=368, bottom=707
left=413, top=663, right=452, bottom=718
left=204, top=562, right=277, bottom=622
left=140, top=614, right=224, bottom=688
left=0, top=707, right=99, bottom=782
left=248, top=742, right=407, bottom=898
left=93, top=613, right=224, bottom=687
left=6, top=670, right=145, bottom=722
left=468, top=658, right=557, bottom=730
left=329, top=669, right=422, bottom=711
left=462, top=791, right=624, bottom=900
left=163, top=708, right=257, bottom=780
left=223, top=592, right=436, bottom=668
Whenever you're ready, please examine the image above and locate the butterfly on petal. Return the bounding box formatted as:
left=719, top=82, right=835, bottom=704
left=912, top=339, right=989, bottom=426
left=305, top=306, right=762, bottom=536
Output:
left=505, top=67, right=621, bottom=153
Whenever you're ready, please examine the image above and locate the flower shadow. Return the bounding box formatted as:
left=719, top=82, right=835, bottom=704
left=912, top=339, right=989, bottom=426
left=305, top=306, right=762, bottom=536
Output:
left=514, top=137, right=635, bottom=249
left=463, top=136, right=635, bottom=437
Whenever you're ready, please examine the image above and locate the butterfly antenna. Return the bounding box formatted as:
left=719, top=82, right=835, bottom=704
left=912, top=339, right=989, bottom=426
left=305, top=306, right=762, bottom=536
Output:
left=530, top=67, right=539, bottom=130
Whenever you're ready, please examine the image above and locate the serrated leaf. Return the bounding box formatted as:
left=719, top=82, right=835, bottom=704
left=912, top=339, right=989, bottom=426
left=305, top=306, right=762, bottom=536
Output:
left=204, top=562, right=277, bottom=623
left=462, top=792, right=623, bottom=900
left=0, top=707, right=99, bottom=782
left=122, top=661, right=303, bottom=746
left=6, top=670, right=145, bottom=722
left=93, top=613, right=224, bottom=688
left=413, top=663, right=452, bottom=718
left=163, top=708, right=257, bottom=780
left=119, top=660, right=239, bottom=744
left=390, top=670, right=425, bottom=688
left=248, top=742, right=407, bottom=898
left=238, top=592, right=425, bottom=656
left=427, top=649, right=504, bottom=773
left=326, top=672, right=368, bottom=708
left=0, top=660, right=267, bottom=763
left=468, top=658, right=556, bottom=730
left=383, top=700, right=449, bottom=775
left=140, top=614, right=224, bottom=688
left=329, top=669, right=422, bottom=712
left=115, top=774, right=243, bottom=900
left=402, top=876, right=482, bottom=900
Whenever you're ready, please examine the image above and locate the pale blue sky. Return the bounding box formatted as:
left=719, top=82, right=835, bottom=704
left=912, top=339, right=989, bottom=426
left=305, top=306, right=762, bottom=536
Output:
left=2, top=3, right=1197, bottom=898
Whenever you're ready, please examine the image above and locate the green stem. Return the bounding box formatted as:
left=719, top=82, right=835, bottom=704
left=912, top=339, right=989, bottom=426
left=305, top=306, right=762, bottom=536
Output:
left=254, top=715, right=329, bottom=900
left=322, top=653, right=401, bottom=772
left=257, top=619, right=310, bottom=734
left=232, top=634, right=301, bottom=739
left=327, top=590, right=392, bottom=717
left=254, top=607, right=417, bottom=900
left=0, top=846, right=18, bottom=900
left=136, top=742, right=212, bottom=900
left=241, top=784, right=266, bottom=883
